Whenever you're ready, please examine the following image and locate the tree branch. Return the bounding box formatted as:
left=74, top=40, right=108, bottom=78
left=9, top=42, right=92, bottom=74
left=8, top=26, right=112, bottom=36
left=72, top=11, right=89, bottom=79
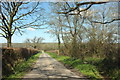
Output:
left=92, top=18, right=120, bottom=24
left=0, top=33, right=6, bottom=38
left=57, top=1, right=108, bottom=14
left=13, top=2, right=39, bottom=22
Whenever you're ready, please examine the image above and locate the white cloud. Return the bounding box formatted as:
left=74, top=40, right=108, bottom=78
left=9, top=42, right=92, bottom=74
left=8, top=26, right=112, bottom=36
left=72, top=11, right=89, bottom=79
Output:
left=26, top=27, right=35, bottom=31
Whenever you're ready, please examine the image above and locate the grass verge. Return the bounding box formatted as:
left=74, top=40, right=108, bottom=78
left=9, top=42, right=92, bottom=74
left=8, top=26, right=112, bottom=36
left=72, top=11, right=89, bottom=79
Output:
left=47, top=52, right=103, bottom=80
left=6, top=52, right=41, bottom=78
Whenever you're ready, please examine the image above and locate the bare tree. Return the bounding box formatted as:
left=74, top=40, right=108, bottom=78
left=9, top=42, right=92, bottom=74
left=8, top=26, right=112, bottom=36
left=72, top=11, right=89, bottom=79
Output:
left=57, top=1, right=120, bottom=23
left=49, top=1, right=119, bottom=59
left=47, top=15, right=63, bottom=51
left=24, top=36, right=44, bottom=49
left=49, top=2, right=87, bottom=58
left=82, top=2, right=119, bottom=59
left=0, top=2, right=44, bottom=47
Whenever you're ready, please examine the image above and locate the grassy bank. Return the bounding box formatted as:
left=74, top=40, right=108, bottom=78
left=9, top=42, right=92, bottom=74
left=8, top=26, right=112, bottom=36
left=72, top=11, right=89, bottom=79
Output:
left=5, top=52, right=41, bottom=78
left=47, top=52, right=104, bottom=80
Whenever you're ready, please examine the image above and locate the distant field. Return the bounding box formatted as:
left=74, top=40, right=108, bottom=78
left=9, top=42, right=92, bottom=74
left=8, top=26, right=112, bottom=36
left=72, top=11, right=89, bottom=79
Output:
left=0, top=43, right=59, bottom=50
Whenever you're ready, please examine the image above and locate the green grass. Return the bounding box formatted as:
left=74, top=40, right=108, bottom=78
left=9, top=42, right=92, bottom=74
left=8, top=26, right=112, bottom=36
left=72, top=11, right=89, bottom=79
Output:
left=6, top=52, right=42, bottom=78
left=47, top=52, right=103, bottom=80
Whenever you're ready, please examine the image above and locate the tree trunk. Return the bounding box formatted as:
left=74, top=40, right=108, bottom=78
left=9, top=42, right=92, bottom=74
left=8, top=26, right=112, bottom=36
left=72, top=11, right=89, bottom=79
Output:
left=71, top=35, right=77, bottom=57
left=57, top=34, right=61, bottom=50
left=7, top=36, right=12, bottom=47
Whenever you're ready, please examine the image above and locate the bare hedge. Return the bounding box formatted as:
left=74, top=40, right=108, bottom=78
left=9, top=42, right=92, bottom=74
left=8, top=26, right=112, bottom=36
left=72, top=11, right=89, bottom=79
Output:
left=1, top=47, right=39, bottom=77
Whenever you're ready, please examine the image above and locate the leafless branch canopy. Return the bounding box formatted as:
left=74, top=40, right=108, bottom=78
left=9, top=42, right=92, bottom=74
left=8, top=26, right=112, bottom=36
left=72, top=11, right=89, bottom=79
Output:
left=56, top=1, right=120, bottom=24
left=0, top=2, right=44, bottom=47
left=92, top=18, right=120, bottom=24
left=57, top=1, right=108, bottom=15
left=0, top=2, right=44, bottom=38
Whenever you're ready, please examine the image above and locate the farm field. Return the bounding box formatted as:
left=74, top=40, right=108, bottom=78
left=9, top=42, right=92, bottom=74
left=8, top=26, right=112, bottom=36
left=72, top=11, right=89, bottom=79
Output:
left=0, top=43, right=58, bottom=50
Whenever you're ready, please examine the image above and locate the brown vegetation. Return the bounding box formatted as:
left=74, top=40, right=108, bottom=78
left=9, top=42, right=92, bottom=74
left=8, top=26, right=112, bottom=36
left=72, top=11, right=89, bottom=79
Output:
left=1, top=47, right=39, bottom=77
